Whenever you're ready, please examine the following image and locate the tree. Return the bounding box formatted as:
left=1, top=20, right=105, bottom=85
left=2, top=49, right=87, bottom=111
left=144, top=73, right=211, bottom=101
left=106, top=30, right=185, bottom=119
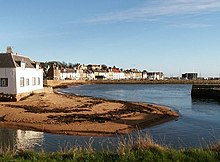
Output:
left=101, top=64, right=107, bottom=70
left=62, top=61, right=68, bottom=68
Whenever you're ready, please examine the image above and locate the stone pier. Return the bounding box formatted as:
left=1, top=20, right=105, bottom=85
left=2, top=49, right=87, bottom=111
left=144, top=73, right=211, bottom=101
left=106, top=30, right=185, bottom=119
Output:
left=191, top=84, right=220, bottom=100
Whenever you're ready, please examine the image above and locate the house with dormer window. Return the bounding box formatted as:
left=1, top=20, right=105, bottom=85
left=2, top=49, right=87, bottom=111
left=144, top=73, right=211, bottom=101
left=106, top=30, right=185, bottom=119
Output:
left=0, top=47, right=43, bottom=100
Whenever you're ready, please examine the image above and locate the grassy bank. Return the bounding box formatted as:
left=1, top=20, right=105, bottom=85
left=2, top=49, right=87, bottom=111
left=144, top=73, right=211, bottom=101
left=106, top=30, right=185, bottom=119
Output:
left=1, top=147, right=220, bottom=162
left=1, top=134, right=220, bottom=162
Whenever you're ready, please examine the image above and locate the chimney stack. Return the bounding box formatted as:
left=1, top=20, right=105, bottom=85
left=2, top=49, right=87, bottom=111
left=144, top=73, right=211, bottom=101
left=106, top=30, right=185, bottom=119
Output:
left=6, top=46, right=13, bottom=53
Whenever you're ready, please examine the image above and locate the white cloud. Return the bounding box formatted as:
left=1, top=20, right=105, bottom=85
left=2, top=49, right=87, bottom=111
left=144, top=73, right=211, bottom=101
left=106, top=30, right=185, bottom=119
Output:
left=83, top=0, right=220, bottom=24
left=167, top=22, right=215, bottom=28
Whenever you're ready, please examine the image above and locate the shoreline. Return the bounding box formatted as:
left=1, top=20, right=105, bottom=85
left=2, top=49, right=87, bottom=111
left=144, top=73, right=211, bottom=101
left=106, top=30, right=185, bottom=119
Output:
left=0, top=86, right=178, bottom=136
left=43, top=79, right=220, bottom=89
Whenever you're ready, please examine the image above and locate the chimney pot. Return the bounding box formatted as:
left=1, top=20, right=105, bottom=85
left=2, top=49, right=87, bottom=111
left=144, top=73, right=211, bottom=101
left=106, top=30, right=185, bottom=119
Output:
left=7, top=46, right=13, bottom=53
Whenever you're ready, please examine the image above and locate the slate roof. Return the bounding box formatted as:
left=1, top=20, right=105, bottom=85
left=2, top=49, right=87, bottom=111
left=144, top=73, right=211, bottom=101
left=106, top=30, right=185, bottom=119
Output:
left=0, top=53, right=36, bottom=68
left=0, top=53, right=15, bottom=68
left=61, top=68, right=76, bottom=73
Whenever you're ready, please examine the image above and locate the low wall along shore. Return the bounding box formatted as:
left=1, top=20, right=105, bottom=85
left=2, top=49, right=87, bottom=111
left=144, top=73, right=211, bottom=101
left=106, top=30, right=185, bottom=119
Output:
left=43, top=80, right=86, bottom=88
left=191, top=84, right=220, bottom=100
left=2, top=79, right=220, bottom=101
left=44, top=79, right=220, bottom=87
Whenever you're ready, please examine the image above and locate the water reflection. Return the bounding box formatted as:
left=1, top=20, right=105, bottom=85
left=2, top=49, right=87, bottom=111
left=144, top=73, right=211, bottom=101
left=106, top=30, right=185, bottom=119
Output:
left=0, top=127, right=119, bottom=152
left=16, top=130, right=43, bottom=150
left=191, top=98, right=220, bottom=116
left=0, top=128, right=43, bottom=151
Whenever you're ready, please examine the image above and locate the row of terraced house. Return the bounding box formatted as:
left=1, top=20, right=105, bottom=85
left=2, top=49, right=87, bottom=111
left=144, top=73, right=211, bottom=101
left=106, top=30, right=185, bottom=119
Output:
left=45, top=64, right=164, bottom=81
left=0, top=47, right=163, bottom=101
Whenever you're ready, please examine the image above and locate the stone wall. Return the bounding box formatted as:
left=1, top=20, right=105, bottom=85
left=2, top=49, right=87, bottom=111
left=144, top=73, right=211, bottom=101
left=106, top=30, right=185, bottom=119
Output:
left=0, top=87, right=53, bottom=101
left=0, top=93, right=17, bottom=101
left=43, top=80, right=86, bottom=88
left=191, top=84, right=220, bottom=100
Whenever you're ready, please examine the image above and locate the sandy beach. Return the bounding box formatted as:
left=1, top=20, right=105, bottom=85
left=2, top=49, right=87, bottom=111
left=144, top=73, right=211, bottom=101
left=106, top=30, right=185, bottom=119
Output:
left=0, top=91, right=178, bottom=136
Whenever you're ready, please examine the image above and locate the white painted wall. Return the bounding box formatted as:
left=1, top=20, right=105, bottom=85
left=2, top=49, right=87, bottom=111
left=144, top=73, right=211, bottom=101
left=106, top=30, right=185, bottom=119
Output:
left=119, top=72, right=125, bottom=79
left=16, top=67, right=43, bottom=94
left=124, top=73, right=131, bottom=80
left=0, top=68, right=16, bottom=94
left=147, top=73, right=164, bottom=80
left=100, top=72, right=109, bottom=80
left=60, top=71, right=81, bottom=80
left=60, top=73, right=67, bottom=80
left=113, top=72, right=120, bottom=80
left=94, top=71, right=109, bottom=80
left=142, top=73, right=148, bottom=79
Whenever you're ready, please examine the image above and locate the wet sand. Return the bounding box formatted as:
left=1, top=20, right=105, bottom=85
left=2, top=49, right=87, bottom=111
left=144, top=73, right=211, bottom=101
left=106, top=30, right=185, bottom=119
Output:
left=0, top=91, right=178, bottom=136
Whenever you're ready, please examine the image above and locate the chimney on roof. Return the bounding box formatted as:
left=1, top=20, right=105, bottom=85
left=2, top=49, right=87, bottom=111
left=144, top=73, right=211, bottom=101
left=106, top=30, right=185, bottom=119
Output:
left=7, top=46, right=13, bottom=53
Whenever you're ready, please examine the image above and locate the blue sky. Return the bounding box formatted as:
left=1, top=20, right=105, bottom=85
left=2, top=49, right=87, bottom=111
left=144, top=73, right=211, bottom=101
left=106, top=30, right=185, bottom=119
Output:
left=1, top=0, right=220, bottom=77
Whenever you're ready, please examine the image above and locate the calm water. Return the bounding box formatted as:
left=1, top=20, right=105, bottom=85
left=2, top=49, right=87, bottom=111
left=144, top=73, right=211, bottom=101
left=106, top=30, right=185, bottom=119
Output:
left=1, top=84, right=220, bottom=151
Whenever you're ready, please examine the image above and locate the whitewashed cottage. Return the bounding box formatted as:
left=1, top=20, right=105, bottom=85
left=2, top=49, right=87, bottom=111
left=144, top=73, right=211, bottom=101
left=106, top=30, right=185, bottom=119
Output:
left=60, top=68, right=80, bottom=80
left=0, top=47, right=43, bottom=100
left=147, top=72, right=164, bottom=80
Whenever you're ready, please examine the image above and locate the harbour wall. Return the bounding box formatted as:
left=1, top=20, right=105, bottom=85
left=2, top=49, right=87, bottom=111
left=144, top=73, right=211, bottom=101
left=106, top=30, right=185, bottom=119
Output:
left=191, top=84, right=220, bottom=100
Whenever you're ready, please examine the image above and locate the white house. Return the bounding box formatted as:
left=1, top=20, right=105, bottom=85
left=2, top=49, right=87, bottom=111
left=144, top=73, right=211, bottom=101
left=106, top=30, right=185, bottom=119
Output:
left=109, top=68, right=125, bottom=80
left=142, top=71, right=148, bottom=79
left=94, top=70, right=109, bottom=80
left=147, top=72, right=164, bottom=80
left=124, top=69, right=142, bottom=80
left=60, top=68, right=80, bottom=80
left=86, top=70, right=95, bottom=80
left=0, top=47, right=43, bottom=100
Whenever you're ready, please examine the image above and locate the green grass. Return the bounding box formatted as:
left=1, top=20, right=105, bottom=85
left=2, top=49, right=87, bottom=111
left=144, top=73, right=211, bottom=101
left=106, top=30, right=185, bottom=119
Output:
left=0, top=148, right=219, bottom=162
left=1, top=133, right=220, bottom=162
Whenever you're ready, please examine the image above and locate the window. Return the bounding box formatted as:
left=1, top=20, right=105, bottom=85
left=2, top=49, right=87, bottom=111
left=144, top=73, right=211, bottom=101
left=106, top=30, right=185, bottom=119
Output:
left=20, top=77, right=25, bottom=87
left=37, top=77, right=40, bottom=85
left=26, top=78, right=30, bottom=86
left=0, top=78, right=8, bottom=87
left=32, top=77, right=36, bottom=86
